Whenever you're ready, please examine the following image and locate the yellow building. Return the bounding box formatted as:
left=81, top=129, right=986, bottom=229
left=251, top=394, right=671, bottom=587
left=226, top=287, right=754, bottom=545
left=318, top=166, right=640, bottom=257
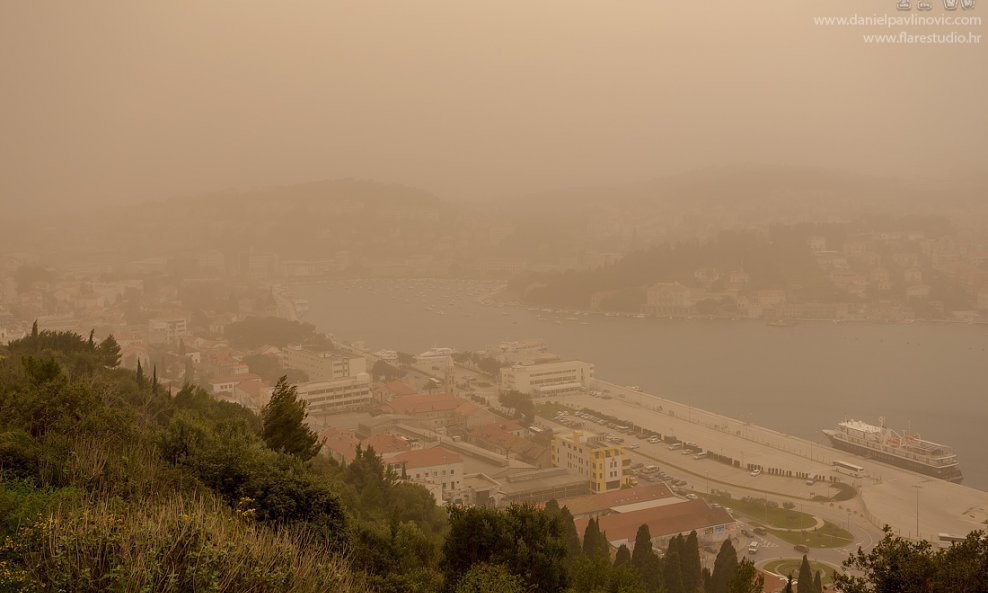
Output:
left=551, top=432, right=632, bottom=494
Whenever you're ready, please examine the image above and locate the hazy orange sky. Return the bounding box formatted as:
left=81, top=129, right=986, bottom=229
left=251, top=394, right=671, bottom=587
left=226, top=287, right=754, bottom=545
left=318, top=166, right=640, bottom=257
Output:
left=1, top=1, right=985, bottom=211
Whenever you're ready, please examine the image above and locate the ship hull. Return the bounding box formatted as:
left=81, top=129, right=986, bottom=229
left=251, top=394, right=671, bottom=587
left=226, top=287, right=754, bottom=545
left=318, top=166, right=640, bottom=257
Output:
left=823, top=432, right=963, bottom=483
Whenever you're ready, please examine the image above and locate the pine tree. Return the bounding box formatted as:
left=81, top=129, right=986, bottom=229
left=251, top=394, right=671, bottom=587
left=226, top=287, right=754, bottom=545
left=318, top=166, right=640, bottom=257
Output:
left=796, top=555, right=813, bottom=593
left=727, top=559, right=766, bottom=593
left=98, top=334, right=121, bottom=367
left=261, top=376, right=321, bottom=460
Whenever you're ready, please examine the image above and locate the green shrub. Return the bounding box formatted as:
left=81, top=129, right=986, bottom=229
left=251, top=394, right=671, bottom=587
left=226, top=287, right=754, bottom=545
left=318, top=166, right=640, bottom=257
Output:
left=1, top=493, right=366, bottom=593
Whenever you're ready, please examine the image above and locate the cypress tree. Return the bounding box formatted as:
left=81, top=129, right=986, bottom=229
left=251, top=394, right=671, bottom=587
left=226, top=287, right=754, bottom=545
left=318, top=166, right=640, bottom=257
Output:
left=664, top=546, right=685, bottom=593
left=813, top=570, right=823, bottom=593
left=582, top=518, right=609, bottom=559
left=136, top=359, right=144, bottom=385
left=782, top=573, right=795, bottom=593
left=559, top=506, right=583, bottom=565
left=710, top=538, right=738, bottom=593
left=632, top=524, right=653, bottom=572
left=796, top=555, right=813, bottom=593
left=682, top=530, right=702, bottom=593
left=614, top=544, right=631, bottom=567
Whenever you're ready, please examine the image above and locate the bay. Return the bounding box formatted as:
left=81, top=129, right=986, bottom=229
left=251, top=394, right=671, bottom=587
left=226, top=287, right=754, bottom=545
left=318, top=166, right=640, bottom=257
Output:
left=296, top=278, right=988, bottom=491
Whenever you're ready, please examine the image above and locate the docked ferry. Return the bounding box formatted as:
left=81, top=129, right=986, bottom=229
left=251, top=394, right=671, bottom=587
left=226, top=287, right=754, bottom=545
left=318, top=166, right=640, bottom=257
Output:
left=822, top=418, right=963, bottom=483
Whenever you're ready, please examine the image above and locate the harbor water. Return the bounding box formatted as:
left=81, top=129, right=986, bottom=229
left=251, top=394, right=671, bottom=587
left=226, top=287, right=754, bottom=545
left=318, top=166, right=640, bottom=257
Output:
left=297, top=278, right=988, bottom=491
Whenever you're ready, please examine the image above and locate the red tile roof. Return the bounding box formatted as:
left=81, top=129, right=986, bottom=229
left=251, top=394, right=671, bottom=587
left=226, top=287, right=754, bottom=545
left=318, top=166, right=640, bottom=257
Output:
left=759, top=570, right=791, bottom=593
left=363, top=432, right=412, bottom=456
left=380, top=380, right=417, bottom=396
left=388, top=446, right=462, bottom=469
left=320, top=427, right=360, bottom=464
left=574, top=499, right=734, bottom=544
left=469, top=423, right=545, bottom=460
left=381, top=393, right=462, bottom=415
left=557, top=483, right=675, bottom=517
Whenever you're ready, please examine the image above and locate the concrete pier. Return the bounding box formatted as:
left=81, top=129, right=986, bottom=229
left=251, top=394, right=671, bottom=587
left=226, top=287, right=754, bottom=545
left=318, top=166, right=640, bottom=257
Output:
left=564, top=380, right=988, bottom=541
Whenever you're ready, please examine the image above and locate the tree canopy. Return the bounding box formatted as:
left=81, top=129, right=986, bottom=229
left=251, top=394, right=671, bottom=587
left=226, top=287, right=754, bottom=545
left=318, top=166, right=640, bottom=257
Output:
left=261, top=376, right=322, bottom=461
left=835, top=527, right=988, bottom=593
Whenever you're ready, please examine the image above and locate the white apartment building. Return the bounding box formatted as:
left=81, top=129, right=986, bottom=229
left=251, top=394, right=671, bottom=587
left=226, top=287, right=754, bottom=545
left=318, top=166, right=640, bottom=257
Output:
left=148, top=317, right=188, bottom=345
left=500, top=360, right=594, bottom=397
left=284, top=345, right=367, bottom=382
left=386, top=446, right=464, bottom=502
left=551, top=432, right=631, bottom=494
left=295, top=373, right=372, bottom=413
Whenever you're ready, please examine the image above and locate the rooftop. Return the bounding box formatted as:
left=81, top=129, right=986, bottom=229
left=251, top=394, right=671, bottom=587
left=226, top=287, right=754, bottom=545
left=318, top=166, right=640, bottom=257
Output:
left=556, top=483, right=675, bottom=517
left=574, top=499, right=735, bottom=545
left=379, top=380, right=418, bottom=396
left=389, top=446, right=462, bottom=469
left=381, top=393, right=462, bottom=415
left=364, top=432, right=412, bottom=457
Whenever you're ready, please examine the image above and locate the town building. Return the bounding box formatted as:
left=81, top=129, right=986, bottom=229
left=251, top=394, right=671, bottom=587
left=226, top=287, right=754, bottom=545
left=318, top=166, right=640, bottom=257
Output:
left=283, top=345, right=366, bottom=382
left=373, top=379, right=418, bottom=403
left=469, top=422, right=549, bottom=466
left=379, top=393, right=499, bottom=431
left=295, top=373, right=373, bottom=414
left=500, top=360, right=594, bottom=398
left=556, top=483, right=676, bottom=519
left=642, top=282, right=695, bottom=317
left=148, top=317, right=188, bottom=344
left=574, top=499, right=736, bottom=551
left=387, top=446, right=464, bottom=502
left=551, top=432, right=631, bottom=494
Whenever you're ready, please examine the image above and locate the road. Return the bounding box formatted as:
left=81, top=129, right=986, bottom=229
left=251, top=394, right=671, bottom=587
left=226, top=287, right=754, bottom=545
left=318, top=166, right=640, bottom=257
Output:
left=538, top=383, right=988, bottom=567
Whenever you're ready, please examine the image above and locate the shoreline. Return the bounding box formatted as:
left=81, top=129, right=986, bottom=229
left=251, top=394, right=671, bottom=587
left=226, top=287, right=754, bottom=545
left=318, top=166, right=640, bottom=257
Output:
left=278, top=277, right=988, bottom=327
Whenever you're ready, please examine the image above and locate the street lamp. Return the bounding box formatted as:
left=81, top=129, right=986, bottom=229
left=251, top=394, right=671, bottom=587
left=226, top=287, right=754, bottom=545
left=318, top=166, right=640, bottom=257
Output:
left=913, top=485, right=921, bottom=539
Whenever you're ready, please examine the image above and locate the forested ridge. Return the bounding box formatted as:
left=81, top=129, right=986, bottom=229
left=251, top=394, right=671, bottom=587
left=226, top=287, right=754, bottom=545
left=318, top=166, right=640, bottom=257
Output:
left=1, top=328, right=985, bottom=592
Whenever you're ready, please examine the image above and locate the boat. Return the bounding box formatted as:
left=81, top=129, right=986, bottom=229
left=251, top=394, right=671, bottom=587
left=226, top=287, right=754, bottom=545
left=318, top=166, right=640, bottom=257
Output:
left=766, top=317, right=795, bottom=327
left=822, top=417, right=962, bottom=483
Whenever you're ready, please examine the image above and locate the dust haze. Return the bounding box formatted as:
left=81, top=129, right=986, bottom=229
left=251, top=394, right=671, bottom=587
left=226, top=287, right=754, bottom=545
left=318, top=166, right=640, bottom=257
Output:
left=2, top=2, right=988, bottom=587
left=2, top=1, right=985, bottom=214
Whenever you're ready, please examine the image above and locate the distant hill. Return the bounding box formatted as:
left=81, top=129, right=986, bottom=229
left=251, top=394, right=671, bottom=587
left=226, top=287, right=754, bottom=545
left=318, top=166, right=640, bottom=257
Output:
left=2, top=179, right=459, bottom=262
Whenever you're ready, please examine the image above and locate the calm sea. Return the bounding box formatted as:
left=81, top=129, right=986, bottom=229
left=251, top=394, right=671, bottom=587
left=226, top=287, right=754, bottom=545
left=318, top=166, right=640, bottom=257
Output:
left=296, top=278, right=988, bottom=491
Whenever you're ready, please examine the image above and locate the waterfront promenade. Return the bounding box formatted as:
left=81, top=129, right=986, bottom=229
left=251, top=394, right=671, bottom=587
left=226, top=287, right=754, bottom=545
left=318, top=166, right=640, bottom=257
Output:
left=573, top=380, right=988, bottom=542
